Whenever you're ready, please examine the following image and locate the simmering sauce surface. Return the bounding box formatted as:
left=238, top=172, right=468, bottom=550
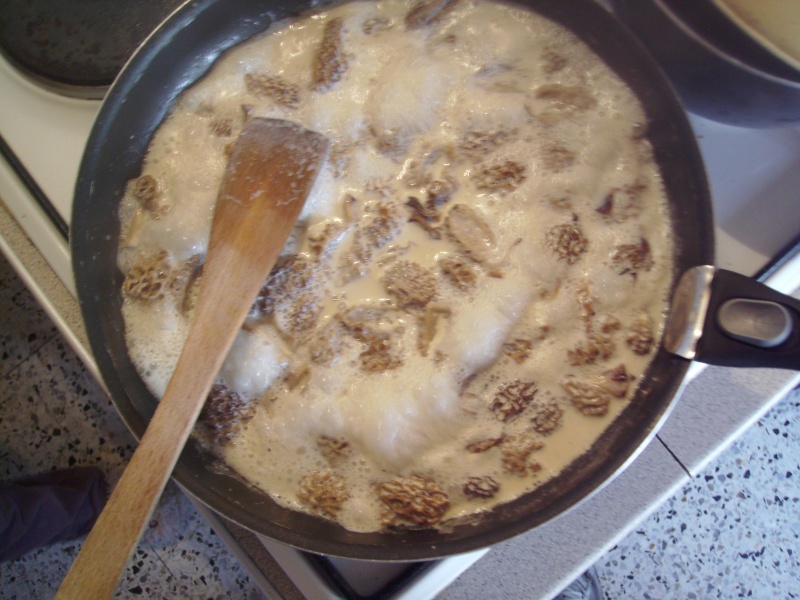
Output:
left=117, top=0, right=674, bottom=532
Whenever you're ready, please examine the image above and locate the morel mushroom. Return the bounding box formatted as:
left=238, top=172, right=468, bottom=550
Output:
left=626, top=314, right=655, bottom=355
left=317, top=436, right=351, bottom=463
left=439, top=254, right=477, bottom=291
left=417, top=304, right=451, bottom=357
left=541, top=144, right=576, bottom=172
left=122, top=251, right=173, bottom=302
left=472, top=160, right=527, bottom=194
left=361, top=203, right=405, bottom=250
left=459, top=129, right=514, bottom=160
left=298, top=471, right=350, bottom=517
left=445, top=204, right=496, bottom=263
left=503, top=337, right=533, bottom=364
left=567, top=334, right=615, bottom=366
left=200, top=383, right=256, bottom=443
left=252, top=254, right=315, bottom=318
left=312, top=18, right=348, bottom=91
left=169, top=254, right=203, bottom=314
left=281, top=294, right=321, bottom=340
left=463, top=476, right=500, bottom=499
left=405, top=0, right=459, bottom=30
left=381, top=261, right=437, bottom=308
left=466, top=436, right=505, bottom=453
left=129, top=174, right=169, bottom=217
left=490, top=380, right=538, bottom=421
left=375, top=475, right=450, bottom=527
left=534, top=84, right=597, bottom=122
left=598, top=363, right=632, bottom=398
left=244, top=72, right=301, bottom=108
left=561, top=376, right=611, bottom=417
left=501, top=435, right=544, bottom=476
left=530, top=401, right=564, bottom=435
left=307, top=221, right=347, bottom=256
left=612, top=238, right=654, bottom=276
left=545, top=221, right=588, bottom=265
left=360, top=337, right=403, bottom=373
left=308, top=320, right=346, bottom=368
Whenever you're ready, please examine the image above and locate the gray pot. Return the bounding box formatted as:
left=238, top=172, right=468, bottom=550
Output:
left=611, top=0, right=800, bottom=128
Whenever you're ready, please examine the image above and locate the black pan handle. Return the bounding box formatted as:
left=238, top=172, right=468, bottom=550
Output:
left=664, top=266, right=800, bottom=370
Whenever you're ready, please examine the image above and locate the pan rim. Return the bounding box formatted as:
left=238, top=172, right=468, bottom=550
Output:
left=71, top=0, right=713, bottom=560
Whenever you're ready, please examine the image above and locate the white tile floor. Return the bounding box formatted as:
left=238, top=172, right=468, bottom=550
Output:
left=1, top=251, right=798, bottom=599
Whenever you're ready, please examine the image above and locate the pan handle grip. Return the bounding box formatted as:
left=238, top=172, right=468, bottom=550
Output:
left=693, top=268, right=800, bottom=369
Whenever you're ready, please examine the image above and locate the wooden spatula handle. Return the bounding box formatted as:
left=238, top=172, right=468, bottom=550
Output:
left=56, top=118, right=328, bottom=599
left=55, top=291, right=243, bottom=599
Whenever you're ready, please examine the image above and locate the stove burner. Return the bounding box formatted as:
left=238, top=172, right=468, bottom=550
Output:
left=0, top=0, right=185, bottom=99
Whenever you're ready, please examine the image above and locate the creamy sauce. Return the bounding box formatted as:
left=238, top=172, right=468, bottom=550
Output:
left=117, top=0, right=674, bottom=532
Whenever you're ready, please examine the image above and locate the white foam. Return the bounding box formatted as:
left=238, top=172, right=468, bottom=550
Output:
left=220, top=328, right=288, bottom=399
left=310, top=362, right=463, bottom=470
left=366, top=46, right=454, bottom=136
left=122, top=300, right=187, bottom=399
left=439, top=268, right=534, bottom=373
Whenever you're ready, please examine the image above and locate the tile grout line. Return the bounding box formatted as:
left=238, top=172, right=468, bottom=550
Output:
left=0, top=328, right=62, bottom=381
left=151, top=544, right=180, bottom=587
left=656, top=434, right=693, bottom=479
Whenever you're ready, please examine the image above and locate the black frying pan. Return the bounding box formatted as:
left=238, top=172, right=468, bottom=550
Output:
left=71, top=0, right=797, bottom=561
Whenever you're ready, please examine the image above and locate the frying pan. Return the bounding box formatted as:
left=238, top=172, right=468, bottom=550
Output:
left=71, top=0, right=797, bottom=561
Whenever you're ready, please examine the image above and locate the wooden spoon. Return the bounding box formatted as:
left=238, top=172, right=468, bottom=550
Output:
left=56, top=117, right=329, bottom=600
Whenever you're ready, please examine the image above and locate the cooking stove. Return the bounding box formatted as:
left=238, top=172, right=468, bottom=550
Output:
left=2, top=3, right=800, bottom=598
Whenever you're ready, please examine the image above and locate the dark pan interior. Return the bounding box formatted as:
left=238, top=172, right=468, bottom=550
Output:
left=72, top=0, right=714, bottom=560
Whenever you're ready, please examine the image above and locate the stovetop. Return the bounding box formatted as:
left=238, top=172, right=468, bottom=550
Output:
left=2, top=18, right=800, bottom=599
left=0, top=0, right=185, bottom=97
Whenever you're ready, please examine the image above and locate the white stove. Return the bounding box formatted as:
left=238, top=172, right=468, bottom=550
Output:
left=2, top=13, right=800, bottom=599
